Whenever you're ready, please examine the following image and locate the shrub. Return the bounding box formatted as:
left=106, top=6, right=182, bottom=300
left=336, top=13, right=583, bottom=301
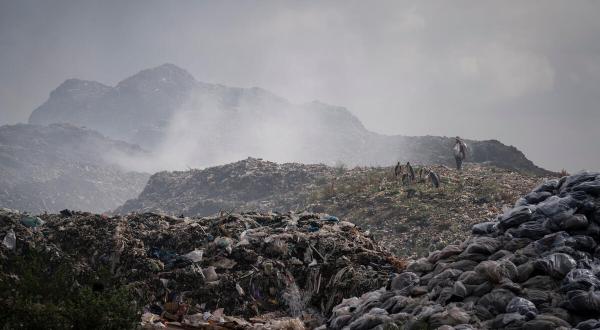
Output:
left=0, top=248, right=138, bottom=329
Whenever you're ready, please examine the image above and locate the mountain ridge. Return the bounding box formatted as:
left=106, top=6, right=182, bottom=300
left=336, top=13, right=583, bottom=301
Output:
left=28, top=63, right=550, bottom=175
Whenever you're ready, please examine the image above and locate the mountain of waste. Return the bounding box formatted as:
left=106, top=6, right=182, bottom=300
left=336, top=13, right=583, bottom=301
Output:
left=116, top=158, right=546, bottom=257
left=116, top=157, right=338, bottom=216
left=0, top=123, right=149, bottom=213
left=324, top=171, right=600, bottom=330
left=28, top=63, right=548, bottom=174
left=0, top=209, right=405, bottom=329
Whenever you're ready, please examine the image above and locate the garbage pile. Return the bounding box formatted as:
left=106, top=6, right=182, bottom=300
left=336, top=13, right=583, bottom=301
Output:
left=116, top=157, right=336, bottom=216
left=116, top=157, right=546, bottom=258
left=308, top=164, right=545, bottom=257
left=0, top=209, right=404, bottom=328
left=325, top=171, right=600, bottom=329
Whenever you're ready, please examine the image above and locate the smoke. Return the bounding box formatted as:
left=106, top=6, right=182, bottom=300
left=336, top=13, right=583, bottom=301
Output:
left=109, top=87, right=320, bottom=173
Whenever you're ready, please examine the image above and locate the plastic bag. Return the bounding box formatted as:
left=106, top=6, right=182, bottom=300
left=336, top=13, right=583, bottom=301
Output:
left=182, top=249, right=203, bottom=263
left=536, top=253, right=576, bottom=279
left=561, top=269, right=600, bottom=292
left=506, top=297, right=537, bottom=319
left=2, top=229, right=16, bottom=250
left=20, top=215, right=45, bottom=228
left=566, top=290, right=600, bottom=313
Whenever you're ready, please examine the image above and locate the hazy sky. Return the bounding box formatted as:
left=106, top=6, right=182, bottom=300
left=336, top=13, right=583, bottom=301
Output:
left=1, top=0, right=599, bottom=172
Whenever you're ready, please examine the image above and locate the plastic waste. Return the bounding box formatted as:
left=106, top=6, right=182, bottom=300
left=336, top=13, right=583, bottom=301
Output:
left=576, top=319, right=600, bottom=330
left=236, top=282, right=245, bottom=296
left=389, top=272, right=420, bottom=293
left=2, top=229, right=16, bottom=250
left=561, top=269, right=600, bottom=292
left=20, top=215, right=44, bottom=228
left=536, top=253, right=576, bottom=279
left=215, top=237, right=231, bottom=248
left=182, top=249, right=203, bottom=263
left=323, top=215, right=340, bottom=223
left=499, top=206, right=534, bottom=229
left=472, top=222, right=496, bottom=235
left=506, top=297, right=537, bottom=320
left=307, top=224, right=320, bottom=232
left=566, top=290, right=600, bottom=313
left=203, top=266, right=218, bottom=282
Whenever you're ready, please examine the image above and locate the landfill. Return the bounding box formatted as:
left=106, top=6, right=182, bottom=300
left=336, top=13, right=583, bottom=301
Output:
left=116, top=158, right=546, bottom=258
left=325, top=171, right=600, bottom=329
left=0, top=209, right=405, bottom=329
left=116, top=157, right=337, bottom=216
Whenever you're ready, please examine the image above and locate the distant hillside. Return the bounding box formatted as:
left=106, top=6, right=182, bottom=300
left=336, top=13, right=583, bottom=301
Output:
left=29, top=63, right=550, bottom=174
left=0, top=124, right=149, bottom=213
left=116, top=158, right=549, bottom=256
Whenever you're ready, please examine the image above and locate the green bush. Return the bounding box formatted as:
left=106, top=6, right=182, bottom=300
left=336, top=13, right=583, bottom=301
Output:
left=0, top=248, right=138, bottom=329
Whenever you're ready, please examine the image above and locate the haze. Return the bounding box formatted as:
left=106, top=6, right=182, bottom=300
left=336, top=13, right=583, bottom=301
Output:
left=1, top=0, right=599, bottom=172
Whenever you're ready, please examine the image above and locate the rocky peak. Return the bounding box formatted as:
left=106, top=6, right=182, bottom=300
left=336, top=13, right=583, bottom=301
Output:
left=115, top=63, right=197, bottom=94
left=48, top=79, right=110, bottom=100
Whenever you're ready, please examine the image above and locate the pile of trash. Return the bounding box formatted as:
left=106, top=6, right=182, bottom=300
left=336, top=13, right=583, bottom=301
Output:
left=116, top=157, right=546, bottom=258
left=0, top=209, right=404, bottom=329
left=116, top=157, right=336, bottom=216
left=308, top=163, right=546, bottom=257
left=325, top=171, right=600, bottom=329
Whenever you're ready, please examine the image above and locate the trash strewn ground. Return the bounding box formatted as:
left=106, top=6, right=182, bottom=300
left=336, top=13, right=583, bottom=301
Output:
left=0, top=209, right=405, bottom=329
left=308, top=163, right=548, bottom=257
left=116, top=158, right=548, bottom=257
left=325, top=171, right=600, bottom=329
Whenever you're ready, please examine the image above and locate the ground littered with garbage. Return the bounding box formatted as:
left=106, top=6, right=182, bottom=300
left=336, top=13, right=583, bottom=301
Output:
left=324, top=171, right=600, bottom=329
left=0, top=209, right=405, bottom=329
left=115, top=158, right=548, bottom=258
left=5, top=167, right=598, bottom=329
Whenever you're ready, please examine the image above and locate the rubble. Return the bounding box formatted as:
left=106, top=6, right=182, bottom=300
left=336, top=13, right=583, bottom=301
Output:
left=0, top=208, right=404, bottom=328
left=326, top=171, right=600, bottom=329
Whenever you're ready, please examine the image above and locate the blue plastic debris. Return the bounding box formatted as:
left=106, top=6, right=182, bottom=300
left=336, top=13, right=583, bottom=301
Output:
left=323, top=215, right=340, bottom=223
left=20, top=215, right=45, bottom=228
left=307, top=224, right=320, bottom=232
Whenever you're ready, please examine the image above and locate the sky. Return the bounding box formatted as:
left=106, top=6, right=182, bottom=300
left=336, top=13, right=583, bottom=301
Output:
left=0, top=0, right=599, bottom=172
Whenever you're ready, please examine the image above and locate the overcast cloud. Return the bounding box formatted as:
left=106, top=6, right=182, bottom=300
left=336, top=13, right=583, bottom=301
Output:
left=1, top=0, right=599, bottom=172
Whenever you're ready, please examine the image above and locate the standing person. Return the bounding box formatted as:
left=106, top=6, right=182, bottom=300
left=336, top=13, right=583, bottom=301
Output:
left=453, top=136, right=468, bottom=170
